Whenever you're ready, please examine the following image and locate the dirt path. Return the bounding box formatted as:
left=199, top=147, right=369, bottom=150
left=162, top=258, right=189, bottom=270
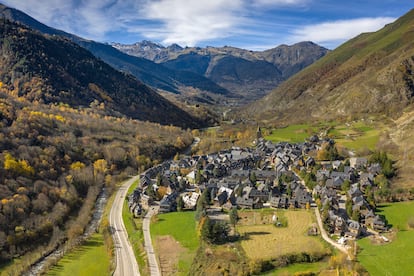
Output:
left=314, top=208, right=350, bottom=257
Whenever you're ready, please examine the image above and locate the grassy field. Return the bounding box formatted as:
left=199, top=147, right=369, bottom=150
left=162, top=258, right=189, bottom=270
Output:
left=46, top=234, right=110, bottom=276
left=262, top=260, right=329, bottom=275
left=331, top=121, right=381, bottom=152
left=265, top=124, right=316, bottom=143
left=238, top=210, right=328, bottom=260
left=357, top=201, right=414, bottom=275
left=265, top=120, right=382, bottom=152
left=151, top=211, right=199, bottom=275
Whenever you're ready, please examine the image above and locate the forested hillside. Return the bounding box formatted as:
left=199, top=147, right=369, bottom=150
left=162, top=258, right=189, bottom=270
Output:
left=0, top=19, right=202, bottom=128
left=0, top=19, right=196, bottom=268
left=0, top=92, right=193, bottom=265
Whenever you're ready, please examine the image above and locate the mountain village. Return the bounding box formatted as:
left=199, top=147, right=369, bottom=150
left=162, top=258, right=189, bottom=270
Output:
left=129, top=129, right=387, bottom=244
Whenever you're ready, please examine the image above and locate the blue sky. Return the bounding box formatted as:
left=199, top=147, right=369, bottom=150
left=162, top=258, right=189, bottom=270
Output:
left=2, top=0, right=412, bottom=50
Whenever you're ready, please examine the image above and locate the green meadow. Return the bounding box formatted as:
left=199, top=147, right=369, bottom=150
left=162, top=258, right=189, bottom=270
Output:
left=265, top=120, right=382, bottom=152
left=357, top=201, right=414, bottom=275
left=262, top=260, right=328, bottom=275
left=46, top=234, right=110, bottom=276
left=265, top=124, right=317, bottom=143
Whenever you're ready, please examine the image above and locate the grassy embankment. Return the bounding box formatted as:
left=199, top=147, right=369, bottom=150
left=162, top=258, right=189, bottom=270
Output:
left=46, top=234, right=110, bottom=276
left=262, top=261, right=329, bottom=276
left=150, top=211, right=199, bottom=275
left=357, top=201, right=414, bottom=275
left=45, top=187, right=119, bottom=276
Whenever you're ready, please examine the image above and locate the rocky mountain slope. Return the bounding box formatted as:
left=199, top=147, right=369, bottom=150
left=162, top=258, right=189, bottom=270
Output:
left=113, top=41, right=329, bottom=101
left=244, top=8, right=414, bottom=124
left=0, top=19, right=200, bottom=128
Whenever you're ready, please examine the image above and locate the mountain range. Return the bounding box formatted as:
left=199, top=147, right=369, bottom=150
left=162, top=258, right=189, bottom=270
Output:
left=0, top=4, right=328, bottom=105
left=113, top=41, right=329, bottom=101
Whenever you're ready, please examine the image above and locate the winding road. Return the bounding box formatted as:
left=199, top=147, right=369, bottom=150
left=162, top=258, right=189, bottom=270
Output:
left=109, top=176, right=141, bottom=276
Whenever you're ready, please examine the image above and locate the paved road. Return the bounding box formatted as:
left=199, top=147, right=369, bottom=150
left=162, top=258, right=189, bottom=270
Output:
left=110, top=176, right=141, bottom=276
left=314, top=207, right=350, bottom=257
left=143, top=206, right=161, bottom=276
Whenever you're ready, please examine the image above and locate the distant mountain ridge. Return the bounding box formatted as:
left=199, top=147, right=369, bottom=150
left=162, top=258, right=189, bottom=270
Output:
left=113, top=41, right=329, bottom=101
left=112, top=40, right=184, bottom=61
left=244, top=8, right=414, bottom=124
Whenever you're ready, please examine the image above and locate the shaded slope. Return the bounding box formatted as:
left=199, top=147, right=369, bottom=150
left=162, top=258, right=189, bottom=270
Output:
left=0, top=19, right=200, bottom=128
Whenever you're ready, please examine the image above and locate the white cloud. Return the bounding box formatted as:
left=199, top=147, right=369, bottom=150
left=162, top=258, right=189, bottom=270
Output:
left=139, top=0, right=244, bottom=46
left=251, top=0, right=309, bottom=7
left=1, top=0, right=140, bottom=41
left=289, top=17, right=395, bottom=48
left=2, top=0, right=398, bottom=49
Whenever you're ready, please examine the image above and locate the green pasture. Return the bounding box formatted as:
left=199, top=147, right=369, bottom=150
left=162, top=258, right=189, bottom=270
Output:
left=263, top=260, right=329, bottom=275
left=122, top=195, right=148, bottom=274
left=265, top=120, right=382, bottom=151
left=265, top=124, right=317, bottom=143
left=46, top=234, right=110, bottom=276
left=357, top=201, right=414, bottom=275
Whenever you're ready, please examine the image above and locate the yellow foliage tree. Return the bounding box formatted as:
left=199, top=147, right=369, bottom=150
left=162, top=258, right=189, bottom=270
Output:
left=93, top=159, right=108, bottom=175
left=4, top=153, right=34, bottom=176
left=70, top=161, right=85, bottom=170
